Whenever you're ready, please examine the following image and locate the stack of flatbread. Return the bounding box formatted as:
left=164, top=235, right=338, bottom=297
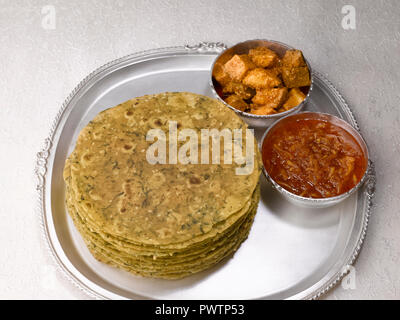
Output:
left=64, top=92, right=261, bottom=279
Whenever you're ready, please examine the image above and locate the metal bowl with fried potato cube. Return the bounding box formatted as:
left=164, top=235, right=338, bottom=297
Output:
left=210, top=39, right=314, bottom=128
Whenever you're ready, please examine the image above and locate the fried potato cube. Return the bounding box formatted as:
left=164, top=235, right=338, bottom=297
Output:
left=282, top=88, right=306, bottom=110
left=269, top=65, right=282, bottom=77
left=222, top=81, right=255, bottom=100
left=248, top=47, right=279, bottom=68
left=222, top=81, right=237, bottom=94
left=282, top=49, right=306, bottom=67
left=243, top=68, right=282, bottom=89
left=250, top=104, right=278, bottom=115
left=212, top=62, right=231, bottom=86
left=252, top=87, right=288, bottom=108
left=224, top=94, right=249, bottom=112
left=282, top=66, right=310, bottom=88
left=223, top=54, right=256, bottom=81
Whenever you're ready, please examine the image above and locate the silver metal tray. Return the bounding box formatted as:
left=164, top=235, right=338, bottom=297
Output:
left=35, top=42, right=376, bottom=300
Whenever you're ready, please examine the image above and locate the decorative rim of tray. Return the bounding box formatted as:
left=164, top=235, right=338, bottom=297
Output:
left=34, top=42, right=376, bottom=300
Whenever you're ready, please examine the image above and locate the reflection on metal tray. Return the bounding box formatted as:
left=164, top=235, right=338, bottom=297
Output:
left=35, top=42, right=375, bottom=300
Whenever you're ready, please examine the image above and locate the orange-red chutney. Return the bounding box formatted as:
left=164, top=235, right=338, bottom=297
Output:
left=262, top=118, right=367, bottom=198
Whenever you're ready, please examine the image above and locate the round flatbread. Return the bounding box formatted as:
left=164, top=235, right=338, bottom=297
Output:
left=64, top=92, right=261, bottom=279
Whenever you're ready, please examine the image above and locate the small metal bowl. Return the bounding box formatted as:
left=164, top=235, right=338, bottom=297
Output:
left=260, top=112, right=370, bottom=208
left=210, top=39, right=313, bottom=128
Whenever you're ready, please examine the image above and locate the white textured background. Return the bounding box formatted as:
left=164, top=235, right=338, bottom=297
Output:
left=0, top=0, right=399, bottom=299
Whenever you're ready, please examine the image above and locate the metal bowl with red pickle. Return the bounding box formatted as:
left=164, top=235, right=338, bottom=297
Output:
left=260, top=112, right=369, bottom=208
